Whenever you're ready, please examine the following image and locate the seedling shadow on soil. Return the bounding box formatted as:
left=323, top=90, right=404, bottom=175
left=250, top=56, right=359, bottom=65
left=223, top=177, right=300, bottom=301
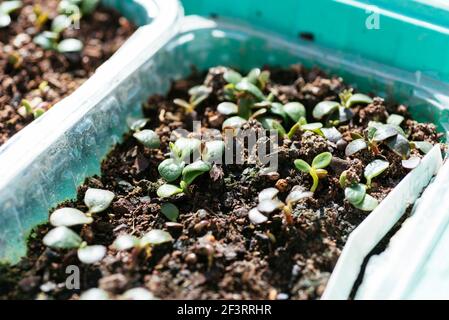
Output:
left=0, top=64, right=443, bottom=300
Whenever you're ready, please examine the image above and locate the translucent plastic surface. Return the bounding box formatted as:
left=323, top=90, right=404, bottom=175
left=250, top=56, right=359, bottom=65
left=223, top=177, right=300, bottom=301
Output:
left=0, top=15, right=447, bottom=300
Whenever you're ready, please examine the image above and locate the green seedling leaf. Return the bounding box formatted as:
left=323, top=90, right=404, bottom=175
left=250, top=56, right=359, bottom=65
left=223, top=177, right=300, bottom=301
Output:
left=294, top=159, right=311, bottom=173
left=182, top=160, right=211, bottom=186
left=57, top=38, right=83, bottom=53
left=77, top=245, right=106, bottom=264
left=217, top=102, right=238, bottom=115
left=33, top=108, right=45, bottom=119
left=223, top=69, right=242, bottom=84
left=284, top=102, right=306, bottom=123
left=260, top=117, right=286, bottom=137
left=133, top=129, right=160, bottom=148
left=140, top=230, right=173, bottom=246
left=402, top=156, right=421, bottom=169
left=84, top=188, right=115, bottom=214
left=49, top=208, right=93, bottom=227
left=43, top=226, right=82, bottom=249
left=269, top=102, right=287, bottom=121
left=0, top=1, right=22, bottom=14
left=312, top=101, right=339, bottom=120
left=345, top=139, right=367, bottom=156
left=301, top=122, right=323, bottom=133
left=353, top=194, right=378, bottom=211
left=345, top=93, right=373, bottom=108
left=80, top=288, right=110, bottom=300
left=248, top=208, right=268, bottom=224
left=386, top=134, right=410, bottom=158
left=81, top=0, right=100, bottom=15
left=412, top=141, right=433, bottom=154
left=235, top=80, right=265, bottom=101
left=345, top=184, right=366, bottom=205
left=158, top=158, right=184, bottom=182
left=113, top=234, right=139, bottom=251
left=202, top=140, right=225, bottom=163
left=246, top=68, right=261, bottom=84
left=157, top=184, right=183, bottom=198
left=173, top=99, right=192, bottom=111
left=52, top=14, right=72, bottom=33
left=127, top=117, right=148, bottom=131
left=321, top=127, right=342, bottom=143
left=33, top=33, right=55, bottom=50
left=364, top=159, right=389, bottom=187
left=222, top=116, right=247, bottom=130
left=387, top=114, right=405, bottom=126
left=312, top=152, right=332, bottom=169
left=339, top=170, right=348, bottom=188
left=161, top=203, right=179, bottom=222
left=373, top=124, right=398, bottom=142
left=174, top=137, right=202, bottom=161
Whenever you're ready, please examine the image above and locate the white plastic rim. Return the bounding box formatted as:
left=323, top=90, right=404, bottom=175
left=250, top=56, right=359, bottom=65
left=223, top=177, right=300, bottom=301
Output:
left=322, top=145, right=443, bottom=300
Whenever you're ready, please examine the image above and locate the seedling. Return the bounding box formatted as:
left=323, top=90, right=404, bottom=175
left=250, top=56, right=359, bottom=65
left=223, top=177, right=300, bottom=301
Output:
left=174, top=85, right=212, bottom=113
left=411, top=140, right=433, bottom=154
left=364, top=159, right=389, bottom=188
left=313, top=89, right=372, bottom=125
left=250, top=186, right=313, bottom=225
left=223, top=68, right=270, bottom=102
left=33, top=0, right=99, bottom=52
left=18, top=99, right=45, bottom=119
left=43, top=226, right=106, bottom=264
left=160, top=203, right=179, bottom=222
left=345, top=122, right=410, bottom=158
left=49, top=188, right=114, bottom=227
left=112, top=230, right=173, bottom=258
left=127, top=117, right=160, bottom=148
left=343, top=183, right=379, bottom=212
left=157, top=137, right=221, bottom=198
left=0, top=0, right=22, bottom=28
left=294, top=152, right=332, bottom=192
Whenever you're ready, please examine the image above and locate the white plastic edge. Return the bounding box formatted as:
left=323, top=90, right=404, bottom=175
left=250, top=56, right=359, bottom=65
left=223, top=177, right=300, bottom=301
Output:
left=355, top=150, right=449, bottom=299
left=322, top=145, right=443, bottom=300
left=0, top=0, right=183, bottom=189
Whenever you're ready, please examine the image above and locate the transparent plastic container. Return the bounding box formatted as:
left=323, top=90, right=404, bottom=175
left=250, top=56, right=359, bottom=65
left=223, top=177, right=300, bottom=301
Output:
left=0, top=14, right=448, bottom=299
left=0, top=0, right=182, bottom=263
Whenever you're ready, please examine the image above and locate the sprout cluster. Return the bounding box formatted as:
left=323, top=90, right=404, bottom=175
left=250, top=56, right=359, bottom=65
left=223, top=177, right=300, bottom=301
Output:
left=33, top=0, right=100, bottom=53
left=127, top=117, right=160, bottom=148
left=0, top=0, right=22, bottom=28
left=249, top=186, right=313, bottom=225
left=294, top=152, right=332, bottom=192
left=156, top=136, right=224, bottom=198
left=174, top=85, right=212, bottom=114
left=112, top=229, right=173, bottom=258
left=43, top=188, right=114, bottom=264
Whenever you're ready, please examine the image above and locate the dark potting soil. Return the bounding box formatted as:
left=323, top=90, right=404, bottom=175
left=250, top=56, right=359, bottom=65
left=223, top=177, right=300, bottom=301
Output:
left=0, top=0, right=136, bottom=146
left=0, top=64, right=442, bottom=300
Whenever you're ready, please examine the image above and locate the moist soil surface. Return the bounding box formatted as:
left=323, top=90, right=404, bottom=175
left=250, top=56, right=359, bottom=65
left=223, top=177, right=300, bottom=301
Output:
left=0, top=64, right=442, bottom=300
left=0, top=0, right=135, bottom=146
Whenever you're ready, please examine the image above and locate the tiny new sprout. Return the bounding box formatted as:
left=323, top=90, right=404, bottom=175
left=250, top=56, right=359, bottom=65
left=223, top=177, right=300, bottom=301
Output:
left=43, top=226, right=106, bottom=264
left=174, top=85, right=212, bottom=113
left=33, top=0, right=99, bottom=52
left=294, top=152, right=332, bottom=192
left=49, top=188, right=114, bottom=227
left=343, top=182, right=378, bottom=212
left=157, top=138, right=221, bottom=199
left=113, top=230, right=173, bottom=258
left=127, top=117, right=160, bottom=148
left=250, top=186, right=313, bottom=225
left=0, top=1, right=22, bottom=28
left=18, top=99, right=45, bottom=119
left=160, top=202, right=179, bottom=222
left=223, top=68, right=270, bottom=102
left=345, top=122, right=410, bottom=159
left=313, top=89, right=373, bottom=125
left=364, top=159, right=389, bottom=188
